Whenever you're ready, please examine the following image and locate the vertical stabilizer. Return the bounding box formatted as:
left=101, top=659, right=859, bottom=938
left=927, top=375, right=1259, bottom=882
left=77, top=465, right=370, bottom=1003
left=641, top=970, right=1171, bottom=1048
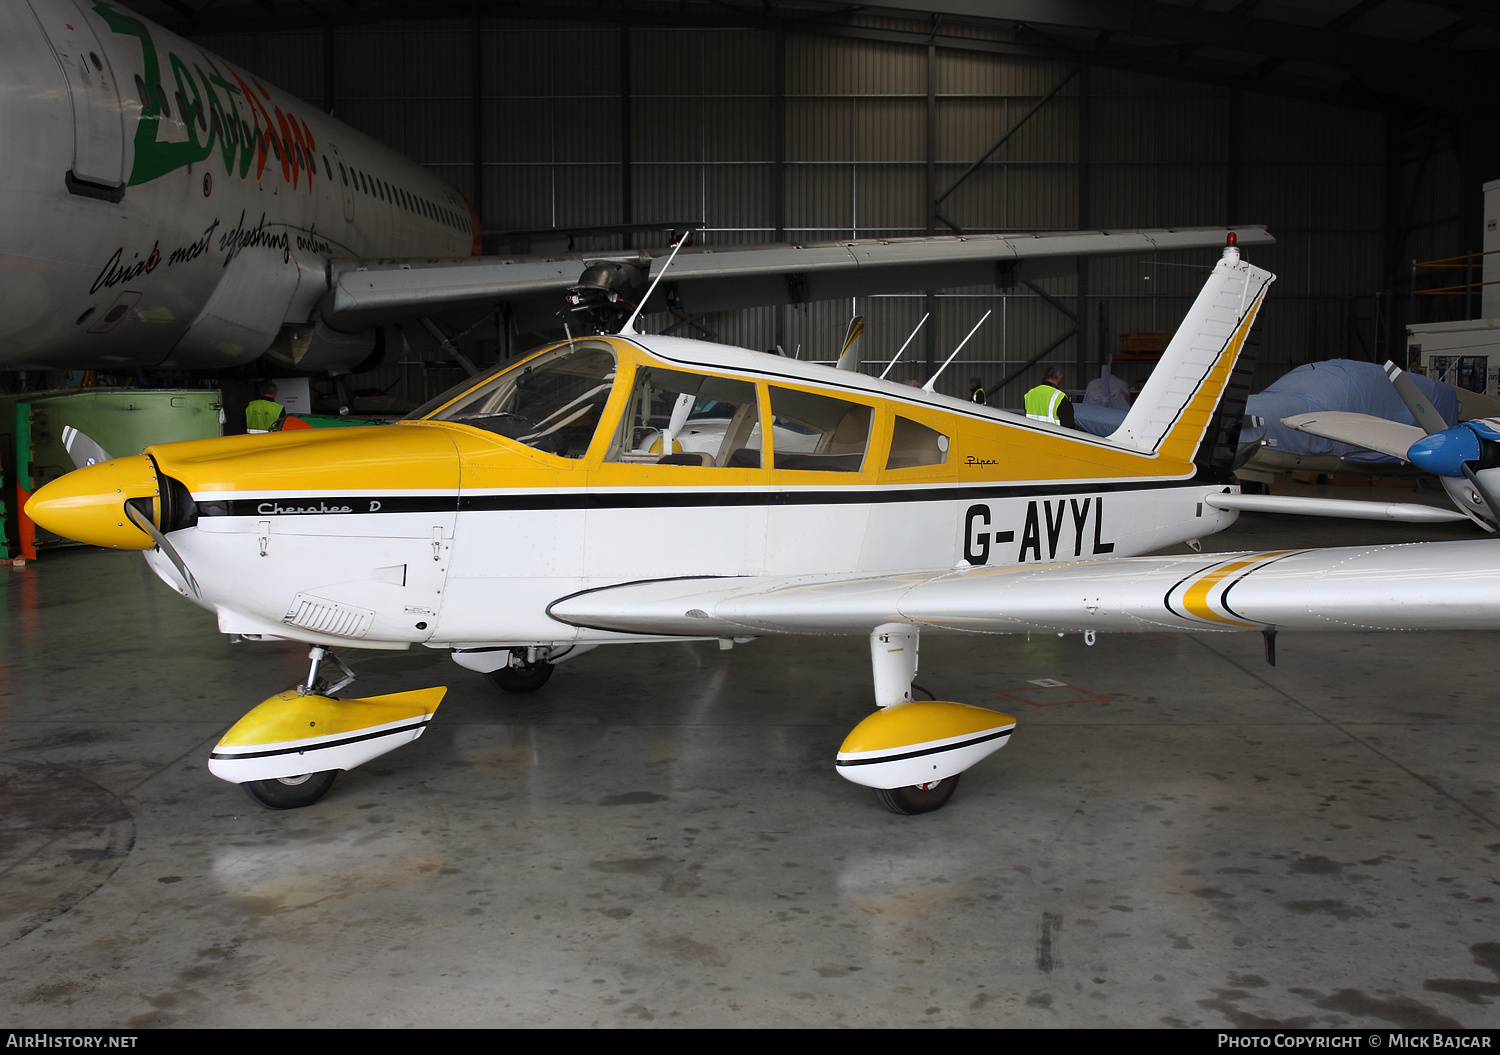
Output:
left=1112, top=249, right=1274, bottom=461
left=835, top=315, right=865, bottom=371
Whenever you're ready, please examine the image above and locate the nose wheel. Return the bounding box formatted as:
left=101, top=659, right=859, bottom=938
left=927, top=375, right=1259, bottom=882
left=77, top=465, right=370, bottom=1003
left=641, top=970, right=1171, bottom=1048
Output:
left=241, top=771, right=338, bottom=810
left=874, top=775, right=960, bottom=815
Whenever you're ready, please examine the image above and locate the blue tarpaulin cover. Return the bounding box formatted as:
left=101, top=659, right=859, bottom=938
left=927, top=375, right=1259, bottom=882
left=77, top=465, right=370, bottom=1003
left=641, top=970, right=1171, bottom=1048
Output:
left=1073, top=360, right=1460, bottom=462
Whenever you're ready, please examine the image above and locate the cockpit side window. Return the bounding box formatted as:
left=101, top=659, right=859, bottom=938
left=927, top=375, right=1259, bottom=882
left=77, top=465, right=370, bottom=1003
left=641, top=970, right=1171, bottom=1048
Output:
left=421, top=342, right=617, bottom=459
left=886, top=416, right=950, bottom=469
left=606, top=369, right=762, bottom=468
left=766, top=387, right=872, bottom=472
left=608, top=367, right=762, bottom=467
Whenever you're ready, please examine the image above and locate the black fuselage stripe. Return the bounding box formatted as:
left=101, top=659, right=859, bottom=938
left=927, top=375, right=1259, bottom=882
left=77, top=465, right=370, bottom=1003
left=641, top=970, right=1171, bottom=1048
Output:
left=209, top=718, right=431, bottom=761
left=199, top=478, right=1206, bottom=517
left=834, top=727, right=1013, bottom=767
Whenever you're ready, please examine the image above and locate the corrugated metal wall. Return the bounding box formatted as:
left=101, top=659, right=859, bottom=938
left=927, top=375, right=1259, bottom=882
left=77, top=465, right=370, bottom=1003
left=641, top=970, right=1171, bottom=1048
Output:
left=199, top=17, right=1395, bottom=408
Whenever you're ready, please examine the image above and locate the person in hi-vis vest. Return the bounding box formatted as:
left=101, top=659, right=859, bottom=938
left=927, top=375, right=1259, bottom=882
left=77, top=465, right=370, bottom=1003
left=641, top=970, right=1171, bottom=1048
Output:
left=1024, top=367, right=1074, bottom=428
left=245, top=381, right=286, bottom=434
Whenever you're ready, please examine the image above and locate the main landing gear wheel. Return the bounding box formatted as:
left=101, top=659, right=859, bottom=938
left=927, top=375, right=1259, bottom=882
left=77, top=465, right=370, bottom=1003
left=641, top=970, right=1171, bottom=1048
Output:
left=241, top=771, right=338, bottom=810
left=875, top=774, right=960, bottom=816
left=485, top=660, right=554, bottom=694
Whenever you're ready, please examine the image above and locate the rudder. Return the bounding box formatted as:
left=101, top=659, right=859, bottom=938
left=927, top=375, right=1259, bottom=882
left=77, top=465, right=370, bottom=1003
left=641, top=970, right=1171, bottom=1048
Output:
left=1111, top=248, right=1274, bottom=463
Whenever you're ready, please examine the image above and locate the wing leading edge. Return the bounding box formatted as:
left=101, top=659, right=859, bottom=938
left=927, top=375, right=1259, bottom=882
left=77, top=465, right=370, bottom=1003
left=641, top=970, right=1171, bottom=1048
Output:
left=328, top=225, right=1274, bottom=331
left=547, top=539, right=1500, bottom=638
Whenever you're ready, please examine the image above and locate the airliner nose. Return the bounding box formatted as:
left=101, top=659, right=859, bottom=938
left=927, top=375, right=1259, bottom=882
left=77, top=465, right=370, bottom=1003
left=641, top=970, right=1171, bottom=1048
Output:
left=24, top=455, right=161, bottom=550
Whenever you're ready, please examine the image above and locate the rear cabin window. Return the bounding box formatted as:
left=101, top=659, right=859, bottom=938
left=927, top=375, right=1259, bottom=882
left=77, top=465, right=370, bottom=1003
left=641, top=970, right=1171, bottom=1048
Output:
left=419, top=342, right=617, bottom=459
left=886, top=416, right=950, bottom=469
left=608, top=368, right=762, bottom=468
left=766, top=387, right=872, bottom=472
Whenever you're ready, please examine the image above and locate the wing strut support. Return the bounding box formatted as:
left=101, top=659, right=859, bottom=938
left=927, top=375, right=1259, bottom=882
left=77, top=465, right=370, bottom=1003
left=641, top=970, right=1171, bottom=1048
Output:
left=419, top=317, right=479, bottom=377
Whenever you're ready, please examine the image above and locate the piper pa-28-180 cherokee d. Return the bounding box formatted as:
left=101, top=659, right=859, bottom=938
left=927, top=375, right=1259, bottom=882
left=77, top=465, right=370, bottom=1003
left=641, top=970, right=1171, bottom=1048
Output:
left=28, top=239, right=1500, bottom=815
left=5, top=0, right=1272, bottom=374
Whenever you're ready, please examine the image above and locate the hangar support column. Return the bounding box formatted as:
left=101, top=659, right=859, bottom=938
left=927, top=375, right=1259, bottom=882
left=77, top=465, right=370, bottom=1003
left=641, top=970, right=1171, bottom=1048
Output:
left=620, top=21, right=633, bottom=238
left=1076, top=57, right=1090, bottom=392
left=472, top=3, right=483, bottom=231
left=924, top=41, right=937, bottom=380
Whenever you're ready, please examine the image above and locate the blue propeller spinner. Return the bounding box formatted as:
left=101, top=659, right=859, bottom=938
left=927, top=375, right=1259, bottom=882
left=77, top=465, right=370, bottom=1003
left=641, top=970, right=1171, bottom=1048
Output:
left=1406, top=419, right=1500, bottom=478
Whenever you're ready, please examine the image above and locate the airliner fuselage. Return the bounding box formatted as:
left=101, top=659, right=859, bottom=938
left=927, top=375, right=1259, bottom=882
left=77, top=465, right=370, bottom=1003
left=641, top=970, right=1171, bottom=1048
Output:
left=2, top=0, right=479, bottom=372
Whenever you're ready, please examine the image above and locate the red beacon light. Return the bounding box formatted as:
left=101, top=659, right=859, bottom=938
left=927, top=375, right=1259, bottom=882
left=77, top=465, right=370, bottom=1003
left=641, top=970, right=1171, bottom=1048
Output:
left=1224, top=229, right=1240, bottom=263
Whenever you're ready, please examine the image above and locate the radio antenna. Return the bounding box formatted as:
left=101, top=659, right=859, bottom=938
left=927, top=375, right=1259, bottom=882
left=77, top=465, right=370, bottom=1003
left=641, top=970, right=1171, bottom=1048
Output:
left=619, top=228, right=694, bottom=335
left=922, top=311, right=990, bottom=392
left=879, top=313, right=929, bottom=380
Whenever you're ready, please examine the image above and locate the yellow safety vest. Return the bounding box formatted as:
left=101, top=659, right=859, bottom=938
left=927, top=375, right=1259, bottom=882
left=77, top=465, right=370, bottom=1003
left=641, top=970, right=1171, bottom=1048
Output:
left=245, top=399, right=284, bottom=433
left=1024, top=384, right=1066, bottom=424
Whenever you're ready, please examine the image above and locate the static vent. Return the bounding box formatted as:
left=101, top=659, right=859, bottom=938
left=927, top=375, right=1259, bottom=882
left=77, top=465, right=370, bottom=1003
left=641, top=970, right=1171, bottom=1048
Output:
left=283, top=594, right=375, bottom=639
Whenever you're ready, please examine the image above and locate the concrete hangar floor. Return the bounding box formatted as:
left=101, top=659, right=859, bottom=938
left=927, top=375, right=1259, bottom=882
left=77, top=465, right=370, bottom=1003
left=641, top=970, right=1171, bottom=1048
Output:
left=2, top=498, right=1499, bottom=1029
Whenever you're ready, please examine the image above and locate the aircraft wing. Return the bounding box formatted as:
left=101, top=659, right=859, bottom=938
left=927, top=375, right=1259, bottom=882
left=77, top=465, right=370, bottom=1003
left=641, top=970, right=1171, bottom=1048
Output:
left=326, top=225, right=1273, bottom=331
left=1281, top=411, right=1425, bottom=461
left=548, top=539, right=1500, bottom=638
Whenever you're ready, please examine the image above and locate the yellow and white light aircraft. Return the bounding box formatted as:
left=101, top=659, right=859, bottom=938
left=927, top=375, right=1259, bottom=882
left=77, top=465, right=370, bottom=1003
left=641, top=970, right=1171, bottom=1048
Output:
left=29, top=237, right=1500, bottom=815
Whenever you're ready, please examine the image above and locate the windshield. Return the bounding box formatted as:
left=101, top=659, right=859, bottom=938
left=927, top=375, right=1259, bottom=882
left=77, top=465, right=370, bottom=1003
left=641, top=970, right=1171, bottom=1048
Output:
left=417, top=341, right=617, bottom=459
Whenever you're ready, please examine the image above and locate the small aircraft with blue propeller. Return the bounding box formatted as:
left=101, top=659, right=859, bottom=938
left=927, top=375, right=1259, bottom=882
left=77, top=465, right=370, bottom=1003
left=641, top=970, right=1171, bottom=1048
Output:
left=1284, top=361, right=1500, bottom=531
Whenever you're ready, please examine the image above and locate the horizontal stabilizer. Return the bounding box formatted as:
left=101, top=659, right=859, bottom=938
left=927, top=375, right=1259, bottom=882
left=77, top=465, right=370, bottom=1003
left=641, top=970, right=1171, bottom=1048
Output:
left=1281, top=411, right=1423, bottom=462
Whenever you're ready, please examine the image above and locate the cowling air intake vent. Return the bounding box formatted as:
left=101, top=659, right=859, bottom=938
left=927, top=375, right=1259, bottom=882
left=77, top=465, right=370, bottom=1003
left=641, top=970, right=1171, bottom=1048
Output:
left=283, top=594, right=376, bottom=639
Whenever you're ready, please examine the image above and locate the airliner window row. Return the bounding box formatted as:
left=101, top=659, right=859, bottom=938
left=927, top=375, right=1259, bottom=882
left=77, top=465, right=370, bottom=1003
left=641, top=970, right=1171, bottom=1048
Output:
left=130, top=75, right=469, bottom=236
left=334, top=159, right=471, bottom=235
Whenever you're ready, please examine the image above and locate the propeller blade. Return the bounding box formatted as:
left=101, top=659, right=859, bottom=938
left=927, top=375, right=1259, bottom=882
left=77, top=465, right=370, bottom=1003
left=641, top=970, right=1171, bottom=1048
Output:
left=667, top=391, right=694, bottom=436
left=660, top=391, right=695, bottom=453
left=61, top=426, right=113, bottom=470
left=124, top=501, right=201, bottom=598
left=1384, top=361, right=1449, bottom=435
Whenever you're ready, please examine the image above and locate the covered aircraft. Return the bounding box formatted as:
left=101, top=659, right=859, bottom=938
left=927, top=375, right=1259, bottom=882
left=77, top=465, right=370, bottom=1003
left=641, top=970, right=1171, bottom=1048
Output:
left=1077, top=359, right=1460, bottom=470
left=1285, top=362, right=1500, bottom=533
left=4, top=0, right=1270, bottom=376
left=27, top=238, right=1500, bottom=816
left=1074, top=359, right=1480, bottom=513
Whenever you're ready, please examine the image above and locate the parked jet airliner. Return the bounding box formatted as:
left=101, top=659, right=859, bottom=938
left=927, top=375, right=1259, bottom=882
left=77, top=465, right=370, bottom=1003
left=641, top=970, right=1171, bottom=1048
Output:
left=3, top=0, right=479, bottom=374
left=3, top=0, right=1272, bottom=376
